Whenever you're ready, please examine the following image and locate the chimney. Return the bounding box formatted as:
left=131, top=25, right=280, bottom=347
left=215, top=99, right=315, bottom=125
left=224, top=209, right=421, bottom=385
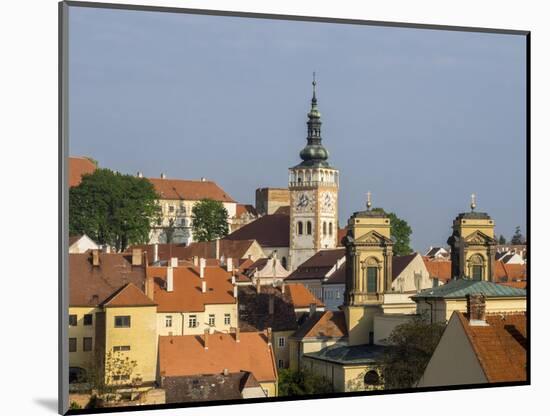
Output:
left=309, top=302, right=317, bottom=316
left=193, top=256, right=199, bottom=266
left=201, top=177, right=206, bottom=182
left=281, top=282, right=286, bottom=294
left=202, top=280, right=207, bottom=293
left=204, top=329, right=209, bottom=350
left=170, top=257, right=178, bottom=267
left=233, top=285, right=238, bottom=298
left=467, top=294, right=487, bottom=325
left=215, top=239, right=220, bottom=259
left=160, top=173, right=166, bottom=179
left=223, top=368, right=229, bottom=376
left=231, top=274, right=236, bottom=285
left=266, top=327, right=272, bottom=346
left=227, top=258, right=233, bottom=272
left=153, top=243, right=159, bottom=263
left=268, top=295, right=275, bottom=315
left=92, top=249, right=100, bottom=267
left=256, top=278, right=261, bottom=293
left=137, top=171, right=143, bottom=178
left=235, top=327, right=240, bottom=343
left=199, top=258, right=206, bottom=278
left=166, top=266, right=174, bottom=292
left=132, top=248, right=143, bottom=266
left=145, top=275, right=154, bottom=300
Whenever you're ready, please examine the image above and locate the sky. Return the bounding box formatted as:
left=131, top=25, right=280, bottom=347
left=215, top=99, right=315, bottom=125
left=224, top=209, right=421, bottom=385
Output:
left=68, top=6, right=527, bottom=252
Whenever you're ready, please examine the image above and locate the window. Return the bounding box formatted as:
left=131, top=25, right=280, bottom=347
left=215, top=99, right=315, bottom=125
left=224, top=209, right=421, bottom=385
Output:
left=69, top=314, right=77, bottom=326
left=188, top=315, right=198, bottom=328
left=169, top=205, right=174, bottom=213
left=114, top=316, right=131, bottom=328
left=208, top=314, right=215, bottom=326
left=329, top=222, right=333, bottom=236
left=83, top=337, right=93, bottom=352
left=113, top=345, right=131, bottom=352
left=69, top=338, right=77, bottom=353
left=224, top=314, right=231, bottom=325
left=83, top=314, right=93, bottom=326
left=472, top=265, right=483, bottom=281
left=367, top=267, right=378, bottom=293
left=364, top=370, right=380, bottom=386
left=278, top=337, right=286, bottom=348
left=113, top=375, right=130, bottom=381
left=297, top=221, right=303, bottom=235
left=306, top=221, right=312, bottom=235
left=165, top=315, right=172, bottom=328
left=323, top=221, right=327, bottom=236
left=278, top=359, right=285, bottom=368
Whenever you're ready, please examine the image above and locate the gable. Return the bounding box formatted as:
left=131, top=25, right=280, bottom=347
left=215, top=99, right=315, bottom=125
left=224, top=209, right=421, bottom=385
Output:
left=464, top=230, right=496, bottom=245
left=354, top=230, right=392, bottom=245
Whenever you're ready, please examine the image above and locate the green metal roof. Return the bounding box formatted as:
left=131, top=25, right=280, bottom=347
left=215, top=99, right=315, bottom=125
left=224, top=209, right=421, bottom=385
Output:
left=303, top=344, right=389, bottom=365
left=411, top=278, right=526, bottom=300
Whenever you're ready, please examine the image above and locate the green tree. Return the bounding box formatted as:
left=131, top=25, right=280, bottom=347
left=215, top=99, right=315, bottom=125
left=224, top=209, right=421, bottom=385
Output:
left=511, top=226, right=525, bottom=245
left=498, top=234, right=507, bottom=245
left=379, top=316, right=445, bottom=389
left=371, top=208, right=413, bottom=256
left=69, top=169, right=160, bottom=252
left=278, top=368, right=333, bottom=396
left=191, top=198, right=229, bottom=242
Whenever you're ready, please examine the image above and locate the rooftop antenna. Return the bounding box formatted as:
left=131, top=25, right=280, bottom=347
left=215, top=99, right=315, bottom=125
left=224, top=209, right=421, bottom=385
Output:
left=471, top=193, right=477, bottom=212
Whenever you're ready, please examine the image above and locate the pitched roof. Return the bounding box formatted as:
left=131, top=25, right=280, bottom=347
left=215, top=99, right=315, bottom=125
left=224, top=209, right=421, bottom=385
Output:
left=292, top=310, right=347, bottom=339
left=497, top=281, right=527, bottom=289
left=457, top=312, right=526, bottom=383
left=68, top=235, right=82, bottom=246
left=148, top=265, right=236, bottom=313
left=423, top=258, right=452, bottom=283
left=102, top=283, right=156, bottom=307
left=285, top=249, right=345, bottom=281
left=325, top=262, right=346, bottom=284
left=285, top=283, right=324, bottom=308
left=392, top=253, right=418, bottom=280
left=273, top=206, right=290, bottom=215
left=412, top=278, right=527, bottom=300
left=226, top=214, right=290, bottom=247
left=236, top=204, right=258, bottom=217
left=238, top=286, right=298, bottom=332
left=159, top=332, right=277, bottom=383
left=494, top=261, right=527, bottom=282
left=69, top=156, right=96, bottom=187
left=304, top=344, right=387, bottom=365
left=69, top=252, right=147, bottom=307
left=147, top=177, right=235, bottom=202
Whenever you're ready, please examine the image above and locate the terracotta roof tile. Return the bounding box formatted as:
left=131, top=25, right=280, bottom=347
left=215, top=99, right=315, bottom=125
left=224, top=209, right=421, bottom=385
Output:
left=236, top=204, right=258, bottom=217
left=148, top=265, right=236, bottom=313
left=147, top=177, right=235, bottom=202
left=226, top=214, right=290, bottom=247
left=69, top=157, right=96, bottom=187
left=159, top=332, right=277, bottom=383
left=423, top=257, right=452, bottom=283
left=102, top=282, right=156, bottom=307
left=285, top=283, right=324, bottom=308
left=292, top=311, right=347, bottom=339
left=457, top=312, right=526, bottom=383
left=494, top=261, right=527, bottom=282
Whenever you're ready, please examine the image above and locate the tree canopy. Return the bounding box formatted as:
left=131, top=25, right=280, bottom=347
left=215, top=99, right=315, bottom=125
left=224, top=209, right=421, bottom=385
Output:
left=277, top=368, right=333, bottom=396
left=69, top=169, right=160, bottom=252
left=371, top=208, right=413, bottom=256
left=498, top=234, right=507, bottom=245
left=511, top=226, right=525, bottom=245
left=379, top=316, right=445, bottom=389
left=191, top=199, right=229, bottom=242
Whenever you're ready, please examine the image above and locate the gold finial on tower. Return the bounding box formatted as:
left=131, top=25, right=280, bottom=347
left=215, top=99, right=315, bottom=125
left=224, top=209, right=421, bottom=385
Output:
left=366, top=191, right=372, bottom=211
left=471, top=193, right=476, bottom=212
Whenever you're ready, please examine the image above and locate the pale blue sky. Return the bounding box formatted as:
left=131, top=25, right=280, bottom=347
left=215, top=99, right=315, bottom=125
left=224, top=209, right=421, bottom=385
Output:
left=68, top=6, right=527, bottom=252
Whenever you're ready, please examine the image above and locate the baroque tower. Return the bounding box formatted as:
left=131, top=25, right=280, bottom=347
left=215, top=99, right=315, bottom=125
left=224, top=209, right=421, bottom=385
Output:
left=447, top=194, right=497, bottom=281
left=342, top=195, right=393, bottom=346
left=289, top=75, right=339, bottom=271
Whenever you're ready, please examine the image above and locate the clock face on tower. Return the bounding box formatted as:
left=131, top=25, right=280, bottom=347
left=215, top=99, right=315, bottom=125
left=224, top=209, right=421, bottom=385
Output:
left=321, top=191, right=335, bottom=213
left=294, top=191, right=314, bottom=212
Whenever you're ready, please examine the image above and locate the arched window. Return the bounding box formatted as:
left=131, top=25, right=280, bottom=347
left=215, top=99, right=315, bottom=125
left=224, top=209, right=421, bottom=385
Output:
left=323, top=222, right=327, bottom=236
left=365, top=258, right=379, bottom=293
left=297, top=221, right=303, bottom=235
left=281, top=257, right=287, bottom=270
left=364, top=370, right=380, bottom=386
left=306, top=221, right=312, bottom=235
left=469, top=254, right=484, bottom=281
left=329, top=222, right=333, bottom=236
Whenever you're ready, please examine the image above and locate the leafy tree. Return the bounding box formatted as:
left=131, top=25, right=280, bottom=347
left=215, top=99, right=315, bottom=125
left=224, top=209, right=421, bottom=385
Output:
left=69, top=169, right=160, bottom=252
left=371, top=208, right=413, bottom=256
left=278, top=368, right=333, bottom=396
left=191, top=198, right=229, bottom=242
left=379, top=316, right=445, bottom=389
left=69, top=401, right=82, bottom=410
left=498, top=234, right=507, bottom=245
left=511, top=226, right=525, bottom=245
left=164, top=217, right=177, bottom=244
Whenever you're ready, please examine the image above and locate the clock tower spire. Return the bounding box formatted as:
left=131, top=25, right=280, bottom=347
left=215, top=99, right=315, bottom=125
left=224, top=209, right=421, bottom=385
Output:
left=288, top=75, right=340, bottom=271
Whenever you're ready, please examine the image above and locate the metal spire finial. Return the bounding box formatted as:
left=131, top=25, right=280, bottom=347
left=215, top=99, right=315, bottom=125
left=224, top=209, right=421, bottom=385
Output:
left=366, top=191, right=372, bottom=211
left=470, top=193, right=476, bottom=212
left=312, top=71, right=317, bottom=102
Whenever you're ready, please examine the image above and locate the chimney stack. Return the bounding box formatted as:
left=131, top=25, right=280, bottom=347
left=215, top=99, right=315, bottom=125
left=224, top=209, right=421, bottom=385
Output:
left=268, top=295, right=274, bottom=315
left=199, top=258, right=206, bottom=278
left=223, top=368, right=229, bottom=376
left=145, top=276, right=154, bottom=300
left=256, top=278, right=261, bottom=293
left=160, top=173, right=166, bottom=179
left=467, top=294, right=487, bottom=325
left=92, top=249, right=100, bottom=267
left=233, top=285, right=238, bottom=298
left=166, top=266, right=174, bottom=292
left=227, top=257, right=233, bottom=272
left=202, top=280, right=207, bottom=293
left=231, top=273, right=236, bottom=285
left=204, top=329, right=209, bottom=350
left=137, top=172, right=143, bottom=178
left=215, top=239, right=220, bottom=260
left=309, top=303, right=317, bottom=316
left=170, top=257, right=178, bottom=267
left=201, top=177, right=206, bottom=182
left=266, top=327, right=272, bottom=346
left=153, top=243, right=159, bottom=263
left=281, top=282, right=286, bottom=294
left=132, top=248, right=143, bottom=266
left=193, top=256, right=199, bottom=266
left=234, top=327, right=240, bottom=343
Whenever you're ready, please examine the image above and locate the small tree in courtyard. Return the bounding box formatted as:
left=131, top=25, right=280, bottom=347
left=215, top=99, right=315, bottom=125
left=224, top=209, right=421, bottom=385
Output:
left=191, top=198, right=229, bottom=242
left=278, top=368, right=333, bottom=396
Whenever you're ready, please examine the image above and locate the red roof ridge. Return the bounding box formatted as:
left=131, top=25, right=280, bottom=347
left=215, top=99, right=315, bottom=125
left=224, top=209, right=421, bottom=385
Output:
left=103, top=282, right=157, bottom=307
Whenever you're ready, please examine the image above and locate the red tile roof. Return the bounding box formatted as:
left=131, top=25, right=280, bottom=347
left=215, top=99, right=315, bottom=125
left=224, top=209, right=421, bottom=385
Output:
left=226, top=214, right=290, bottom=247
left=423, top=257, right=452, bottom=283
left=236, top=204, right=258, bottom=217
left=159, top=332, right=277, bottom=383
left=457, top=312, right=526, bottom=383
left=102, top=283, right=156, bottom=307
left=285, top=283, right=324, bottom=308
left=69, top=157, right=96, bottom=187
left=148, top=265, right=236, bottom=313
left=147, top=177, right=235, bottom=202
left=494, top=262, right=527, bottom=282
left=292, top=311, right=347, bottom=339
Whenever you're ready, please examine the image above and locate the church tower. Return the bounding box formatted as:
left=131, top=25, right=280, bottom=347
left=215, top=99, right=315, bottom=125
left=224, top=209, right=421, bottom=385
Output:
left=342, top=194, right=394, bottom=346
left=447, top=194, right=497, bottom=281
left=289, top=75, right=339, bottom=271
